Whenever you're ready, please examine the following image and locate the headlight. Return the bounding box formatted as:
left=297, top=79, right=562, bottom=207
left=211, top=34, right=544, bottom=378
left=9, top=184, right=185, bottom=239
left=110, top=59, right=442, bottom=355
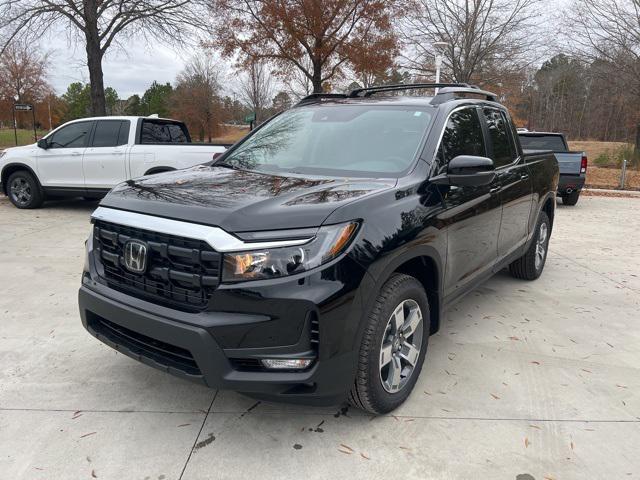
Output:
left=222, top=221, right=359, bottom=282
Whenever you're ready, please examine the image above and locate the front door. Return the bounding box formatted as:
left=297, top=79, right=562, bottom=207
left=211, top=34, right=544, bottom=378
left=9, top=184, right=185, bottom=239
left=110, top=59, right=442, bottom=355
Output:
left=36, top=121, right=93, bottom=189
left=481, top=108, right=533, bottom=262
left=437, top=107, right=503, bottom=300
left=83, top=119, right=131, bottom=190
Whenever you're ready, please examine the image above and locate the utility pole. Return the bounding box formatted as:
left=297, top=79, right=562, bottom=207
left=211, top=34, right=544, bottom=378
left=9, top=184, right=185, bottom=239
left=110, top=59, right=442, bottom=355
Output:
left=48, top=96, right=53, bottom=131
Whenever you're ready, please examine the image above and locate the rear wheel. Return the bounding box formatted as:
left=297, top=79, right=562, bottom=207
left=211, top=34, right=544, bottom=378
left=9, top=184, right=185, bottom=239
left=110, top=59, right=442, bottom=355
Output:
left=509, top=211, right=550, bottom=280
left=349, top=273, right=430, bottom=414
left=562, top=191, right=580, bottom=206
left=7, top=171, right=43, bottom=209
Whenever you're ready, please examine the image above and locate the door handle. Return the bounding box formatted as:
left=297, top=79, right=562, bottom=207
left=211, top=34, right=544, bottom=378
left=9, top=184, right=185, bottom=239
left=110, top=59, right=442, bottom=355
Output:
left=521, top=173, right=530, bottom=180
left=489, top=185, right=502, bottom=193
left=71, top=152, right=81, bottom=156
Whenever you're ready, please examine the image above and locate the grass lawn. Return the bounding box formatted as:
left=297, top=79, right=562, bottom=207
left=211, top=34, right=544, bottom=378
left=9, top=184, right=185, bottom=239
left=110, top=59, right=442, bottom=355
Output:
left=0, top=128, right=48, bottom=150
left=569, top=141, right=639, bottom=190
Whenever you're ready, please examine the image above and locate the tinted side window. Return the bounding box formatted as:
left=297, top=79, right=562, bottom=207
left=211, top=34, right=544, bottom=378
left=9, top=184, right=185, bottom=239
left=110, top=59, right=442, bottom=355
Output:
left=483, top=108, right=516, bottom=167
left=49, top=122, right=92, bottom=149
left=167, top=123, right=188, bottom=143
left=437, top=108, right=485, bottom=173
left=92, top=121, right=128, bottom=147
left=118, top=120, right=131, bottom=145
left=140, top=121, right=188, bottom=143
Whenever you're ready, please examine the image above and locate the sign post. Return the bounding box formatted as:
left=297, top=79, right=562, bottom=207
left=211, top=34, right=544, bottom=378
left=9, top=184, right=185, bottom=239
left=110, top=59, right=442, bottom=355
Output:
left=244, top=112, right=256, bottom=131
left=14, top=103, right=37, bottom=143
left=12, top=106, right=18, bottom=146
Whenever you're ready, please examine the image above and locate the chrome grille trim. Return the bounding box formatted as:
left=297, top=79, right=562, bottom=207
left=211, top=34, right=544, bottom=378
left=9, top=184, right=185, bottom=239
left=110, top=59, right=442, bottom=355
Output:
left=91, top=207, right=313, bottom=252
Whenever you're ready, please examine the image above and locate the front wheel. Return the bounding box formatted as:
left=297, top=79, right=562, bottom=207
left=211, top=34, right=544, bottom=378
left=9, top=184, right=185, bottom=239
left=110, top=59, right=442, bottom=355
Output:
left=7, top=171, right=44, bottom=209
left=349, top=273, right=430, bottom=414
left=509, top=211, right=551, bottom=280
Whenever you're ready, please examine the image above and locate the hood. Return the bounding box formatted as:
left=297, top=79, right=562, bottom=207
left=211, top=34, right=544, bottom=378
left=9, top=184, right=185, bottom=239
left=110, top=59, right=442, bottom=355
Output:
left=100, top=165, right=395, bottom=232
left=1, top=143, right=36, bottom=156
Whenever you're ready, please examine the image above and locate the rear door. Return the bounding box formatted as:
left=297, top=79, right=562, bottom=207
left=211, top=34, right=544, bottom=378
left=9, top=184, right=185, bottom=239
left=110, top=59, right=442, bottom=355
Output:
left=83, top=120, right=131, bottom=190
left=438, top=106, right=503, bottom=299
left=36, top=121, right=93, bottom=189
left=483, top=108, right=533, bottom=261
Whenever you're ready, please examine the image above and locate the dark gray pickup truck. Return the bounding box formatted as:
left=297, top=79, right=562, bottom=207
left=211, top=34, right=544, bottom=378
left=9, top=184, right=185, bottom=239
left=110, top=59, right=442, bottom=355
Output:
left=518, top=131, right=586, bottom=205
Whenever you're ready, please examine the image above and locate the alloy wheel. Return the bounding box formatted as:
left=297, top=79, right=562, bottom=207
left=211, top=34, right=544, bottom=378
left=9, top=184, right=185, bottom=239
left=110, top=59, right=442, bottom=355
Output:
left=379, top=299, right=424, bottom=394
left=10, top=177, right=32, bottom=207
left=535, top=222, right=548, bottom=271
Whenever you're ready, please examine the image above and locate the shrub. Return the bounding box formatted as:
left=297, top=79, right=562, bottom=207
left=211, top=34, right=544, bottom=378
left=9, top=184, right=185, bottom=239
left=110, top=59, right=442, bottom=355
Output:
left=612, top=145, right=639, bottom=169
left=594, top=153, right=611, bottom=166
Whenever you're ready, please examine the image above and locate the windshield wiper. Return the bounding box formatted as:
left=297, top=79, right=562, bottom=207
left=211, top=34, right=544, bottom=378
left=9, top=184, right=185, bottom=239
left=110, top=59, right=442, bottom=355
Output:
left=214, top=161, right=240, bottom=170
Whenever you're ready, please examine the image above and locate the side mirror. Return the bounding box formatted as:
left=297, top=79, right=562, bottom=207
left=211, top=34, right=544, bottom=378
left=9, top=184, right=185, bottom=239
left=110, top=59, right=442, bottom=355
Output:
left=432, top=155, right=496, bottom=187
left=37, top=138, right=49, bottom=149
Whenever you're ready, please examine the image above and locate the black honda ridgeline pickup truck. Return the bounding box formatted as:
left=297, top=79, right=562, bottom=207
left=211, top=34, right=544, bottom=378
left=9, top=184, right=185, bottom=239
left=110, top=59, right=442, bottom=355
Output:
left=79, top=84, right=558, bottom=414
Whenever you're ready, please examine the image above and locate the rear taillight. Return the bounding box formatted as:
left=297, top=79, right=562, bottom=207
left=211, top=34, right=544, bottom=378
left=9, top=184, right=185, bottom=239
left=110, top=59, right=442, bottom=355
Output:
left=581, top=155, right=587, bottom=174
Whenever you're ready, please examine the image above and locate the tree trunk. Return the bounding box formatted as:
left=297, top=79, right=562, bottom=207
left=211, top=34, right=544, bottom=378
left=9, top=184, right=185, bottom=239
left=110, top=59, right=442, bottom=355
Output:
left=635, top=122, right=640, bottom=157
left=311, top=59, right=323, bottom=93
left=83, top=0, right=106, bottom=116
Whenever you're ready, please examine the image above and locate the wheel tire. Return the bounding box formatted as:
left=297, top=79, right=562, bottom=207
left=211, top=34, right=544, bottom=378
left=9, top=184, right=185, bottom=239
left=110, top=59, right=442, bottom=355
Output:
left=562, top=191, right=580, bottom=206
left=349, top=273, right=430, bottom=414
left=508, top=211, right=550, bottom=280
left=7, top=171, right=44, bottom=209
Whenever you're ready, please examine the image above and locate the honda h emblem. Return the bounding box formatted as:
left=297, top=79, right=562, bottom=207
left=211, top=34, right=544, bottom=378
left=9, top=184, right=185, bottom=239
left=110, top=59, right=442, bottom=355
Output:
left=123, top=240, right=148, bottom=274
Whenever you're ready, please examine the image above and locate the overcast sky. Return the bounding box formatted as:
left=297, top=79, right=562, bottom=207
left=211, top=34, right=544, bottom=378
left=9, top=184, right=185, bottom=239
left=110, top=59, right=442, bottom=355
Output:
left=48, top=35, right=191, bottom=98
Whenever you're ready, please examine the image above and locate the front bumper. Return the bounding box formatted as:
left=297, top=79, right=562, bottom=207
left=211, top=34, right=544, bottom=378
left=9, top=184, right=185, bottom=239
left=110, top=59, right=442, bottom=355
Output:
left=79, top=254, right=369, bottom=404
left=557, top=174, right=585, bottom=195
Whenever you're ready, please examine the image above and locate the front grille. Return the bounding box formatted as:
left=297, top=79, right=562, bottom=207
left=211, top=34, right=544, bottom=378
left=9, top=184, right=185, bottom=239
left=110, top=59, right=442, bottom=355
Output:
left=93, top=220, right=221, bottom=311
left=87, top=312, right=201, bottom=376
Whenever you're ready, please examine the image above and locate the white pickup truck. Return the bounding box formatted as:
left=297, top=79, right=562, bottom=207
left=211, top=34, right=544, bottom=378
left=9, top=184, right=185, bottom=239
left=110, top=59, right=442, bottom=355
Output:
left=0, top=116, right=229, bottom=208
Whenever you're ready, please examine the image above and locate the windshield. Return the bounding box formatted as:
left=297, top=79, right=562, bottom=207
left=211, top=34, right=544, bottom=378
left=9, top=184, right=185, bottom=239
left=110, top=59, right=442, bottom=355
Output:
left=219, top=104, right=435, bottom=177
left=519, top=134, right=567, bottom=152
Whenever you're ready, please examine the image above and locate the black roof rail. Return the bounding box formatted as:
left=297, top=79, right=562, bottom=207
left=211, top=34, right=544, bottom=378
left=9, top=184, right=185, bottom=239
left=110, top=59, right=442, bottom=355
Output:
left=296, top=92, right=349, bottom=106
left=431, top=86, right=498, bottom=104
left=294, top=83, right=499, bottom=106
left=349, top=83, right=471, bottom=98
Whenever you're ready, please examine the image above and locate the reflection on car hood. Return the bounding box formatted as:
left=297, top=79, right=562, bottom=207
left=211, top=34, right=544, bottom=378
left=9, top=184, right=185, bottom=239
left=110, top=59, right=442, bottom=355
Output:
left=100, top=165, right=396, bottom=232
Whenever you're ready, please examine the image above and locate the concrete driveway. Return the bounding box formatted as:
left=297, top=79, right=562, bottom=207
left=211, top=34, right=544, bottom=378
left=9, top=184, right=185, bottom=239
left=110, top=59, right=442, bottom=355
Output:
left=1, top=195, right=638, bottom=480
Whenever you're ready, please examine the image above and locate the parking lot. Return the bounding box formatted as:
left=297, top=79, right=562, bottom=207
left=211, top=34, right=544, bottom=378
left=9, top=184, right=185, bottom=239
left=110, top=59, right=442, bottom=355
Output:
left=1, top=194, right=638, bottom=480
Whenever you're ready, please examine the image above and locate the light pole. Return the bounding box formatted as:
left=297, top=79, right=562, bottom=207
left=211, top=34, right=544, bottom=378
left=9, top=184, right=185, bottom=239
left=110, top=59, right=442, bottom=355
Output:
left=433, top=42, right=449, bottom=94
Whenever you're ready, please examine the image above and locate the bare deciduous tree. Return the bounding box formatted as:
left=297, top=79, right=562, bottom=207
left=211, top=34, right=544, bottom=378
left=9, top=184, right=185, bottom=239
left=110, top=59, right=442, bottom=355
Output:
left=567, top=0, right=640, bottom=88
left=209, top=0, right=398, bottom=93
left=239, top=60, right=274, bottom=123
left=0, top=0, right=208, bottom=115
left=566, top=0, right=640, bottom=150
left=402, top=0, right=543, bottom=86
left=172, top=53, right=223, bottom=143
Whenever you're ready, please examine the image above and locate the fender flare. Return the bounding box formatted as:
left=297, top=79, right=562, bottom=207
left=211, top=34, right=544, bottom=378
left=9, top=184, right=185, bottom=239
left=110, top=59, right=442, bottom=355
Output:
left=1, top=163, right=41, bottom=195
left=351, top=245, right=445, bottom=351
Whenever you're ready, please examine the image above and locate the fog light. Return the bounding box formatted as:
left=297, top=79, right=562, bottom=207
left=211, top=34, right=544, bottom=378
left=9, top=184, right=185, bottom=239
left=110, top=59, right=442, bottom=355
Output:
left=261, top=359, right=313, bottom=370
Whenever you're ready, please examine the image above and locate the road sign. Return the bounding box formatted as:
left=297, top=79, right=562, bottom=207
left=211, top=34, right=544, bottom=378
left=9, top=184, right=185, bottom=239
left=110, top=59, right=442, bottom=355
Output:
left=244, top=112, right=256, bottom=123
left=14, top=103, right=34, bottom=111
